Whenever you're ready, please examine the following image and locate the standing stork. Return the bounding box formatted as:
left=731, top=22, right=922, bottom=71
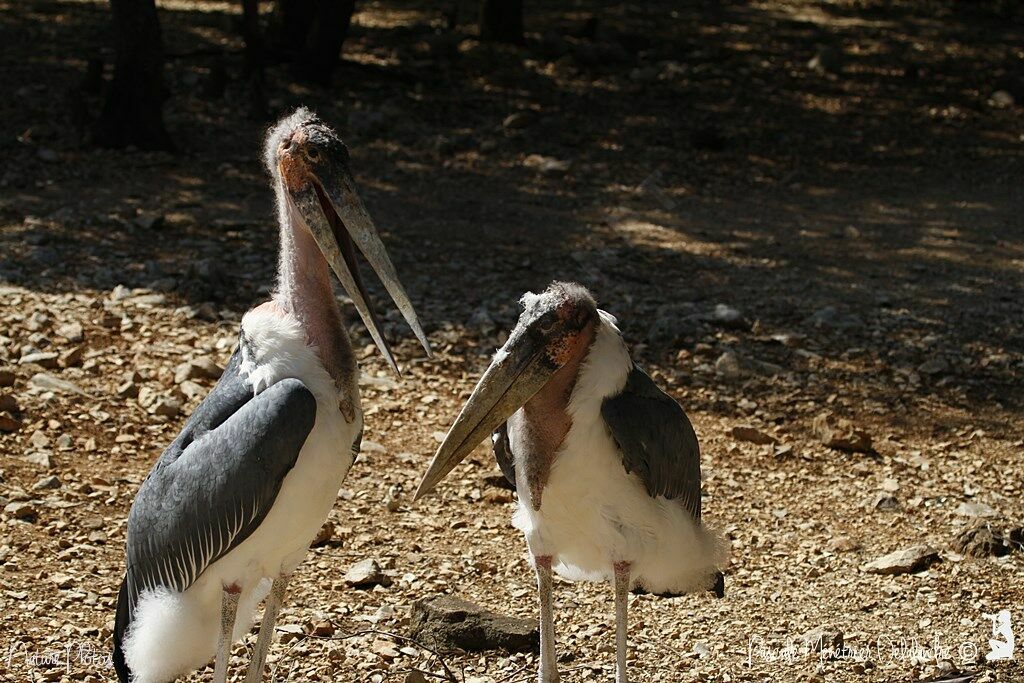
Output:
left=112, top=108, right=431, bottom=683
left=416, top=282, right=726, bottom=683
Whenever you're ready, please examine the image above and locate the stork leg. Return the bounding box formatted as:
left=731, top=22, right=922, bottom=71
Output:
left=534, top=555, right=560, bottom=683
left=245, top=574, right=290, bottom=683
left=214, top=583, right=241, bottom=683
left=613, top=562, right=631, bottom=683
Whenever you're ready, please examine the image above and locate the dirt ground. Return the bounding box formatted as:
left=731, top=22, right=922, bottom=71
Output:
left=1, top=0, right=1022, bottom=681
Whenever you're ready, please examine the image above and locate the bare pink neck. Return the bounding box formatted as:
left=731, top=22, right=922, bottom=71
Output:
left=274, top=206, right=356, bottom=403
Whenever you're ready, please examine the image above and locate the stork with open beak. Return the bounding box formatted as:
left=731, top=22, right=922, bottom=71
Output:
left=112, top=108, right=430, bottom=683
left=416, top=282, right=726, bottom=683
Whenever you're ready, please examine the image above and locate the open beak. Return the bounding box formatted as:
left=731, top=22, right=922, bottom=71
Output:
left=292, top=170, right=431, bottom=374
left=414, top=328, right=557, bottom=499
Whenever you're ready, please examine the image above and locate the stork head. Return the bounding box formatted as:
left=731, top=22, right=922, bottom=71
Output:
left=266, top=107, right=431, bottom=373
left=415, top=282, right=598, bottom=499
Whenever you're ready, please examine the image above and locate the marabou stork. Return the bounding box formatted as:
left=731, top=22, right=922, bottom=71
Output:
left=112, top=108, right=430, bottom=683
left=416, top=282, right=726, bottom=683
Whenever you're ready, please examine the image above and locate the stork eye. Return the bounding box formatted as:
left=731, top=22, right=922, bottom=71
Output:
left=306, top=147, right=321, bottom=162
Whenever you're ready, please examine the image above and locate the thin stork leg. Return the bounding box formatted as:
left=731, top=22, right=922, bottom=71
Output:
left=214, top=583, right=241, bottom=683
left=244, top=575, right=290, bottom=683
left=613, top=561, right=631, bottom=683
left=534, top=555, right=560, bottom=683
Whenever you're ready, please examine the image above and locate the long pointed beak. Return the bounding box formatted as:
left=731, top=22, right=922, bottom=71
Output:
left=414, top=330, right=555, bottom=500
left=304, top=174, right=431, bottom=374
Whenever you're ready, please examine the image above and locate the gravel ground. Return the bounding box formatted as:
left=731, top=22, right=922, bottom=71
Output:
left=1, top=0, right=1022, bottom=681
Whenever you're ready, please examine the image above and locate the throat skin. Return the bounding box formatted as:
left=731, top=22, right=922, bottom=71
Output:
left=272, top=203, right=358, bottom=420
left=509, top=324, right=596, bottom=511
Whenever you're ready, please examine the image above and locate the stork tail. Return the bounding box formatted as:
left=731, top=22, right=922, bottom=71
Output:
left=113, top=576, right=132, bottom=682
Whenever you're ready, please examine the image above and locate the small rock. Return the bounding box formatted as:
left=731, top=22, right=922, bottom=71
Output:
left=56, top=322, right=84, bottom=343
left=502, top=112, right=535, bottom=130
left=29, top=372, right=86, bottom=395
left=32, top=475, right=61, bottom=491
left=150, top=398, right=181, bottom=418
left=409, top=595, right=538, bottom=653
left=917, top=358, right=948, bottom=376
left=51, top=573, right=74, bottom=589
left=360, top=440, right=387, bottom=455
left=827, top=535, right=859, bottom=552
left=0, top=368, right=14, bottom=387
left=955, top=501, right=999, bottom=518
left=989, top=90, right=1015, bottom=108
left=19, top=351, right=59, bottom=369
left=0, top=394, right=17, bottom=412
left=133, top=212, right=165, bottom=230
left=637, top=171, right=676, bottom=211
left=522, top=154, right=571, bottom=177
left=800, top=625, right=843, bottom=653
left=59, top=346, right=84, bottom=368
left=715, top=351, right=743, bottom=379
left=311, top=620, right=335, bottom=637
left=109, top=284, right=131, bottom=302
left=808, top=45, right=843, bottom=74
left=344, top=559, right=388, bottom=588
left=710, top=304, right=748, bottom=330
left=862, top=545, right=939, bottom=575
left=0, top=412, right=21, bottom=432
left=869, top=492, right=900, bottom=511
left=812, top=413, right=874, bottom=454
left=117, top=381, right=139, bottom=399
left=729, top=425, right=777, bottom=445
left=468, top=306, right=497, bottom=334
left=26, top=451, right=53, bottom=468
left=174, top=357, right=223, bottom=384
left=29, top=429, right=51, bottom=449
left=405, top=671, right=429, bottom=683
left=4, top=501, right=37, bottom=521
left=311, top=522, right=335, bottom=547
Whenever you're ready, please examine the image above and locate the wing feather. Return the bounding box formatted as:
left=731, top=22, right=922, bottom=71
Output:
left=600, top=364, right=702, bottom=521
left=123, top=349, right=316, bottom=614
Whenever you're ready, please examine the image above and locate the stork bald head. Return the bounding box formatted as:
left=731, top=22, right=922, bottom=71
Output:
left=415, top=281, right=599, bottom=499
left=264, top=108, right=431, bottom=373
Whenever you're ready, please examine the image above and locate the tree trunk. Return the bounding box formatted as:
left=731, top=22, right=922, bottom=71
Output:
left=480, top=0, right=523, bottom=45
left=95, top=0, right=173, bottom=151
left=276, top=0, right=355, bottom=85
left=241, top=0, right=264, bottom=75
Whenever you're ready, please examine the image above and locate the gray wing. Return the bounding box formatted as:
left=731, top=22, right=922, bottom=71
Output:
left=491, top=423, right=516, bottom=488
left=124, top=348, right=316, bottom=611
left=600, top=364, right=702, bottom=520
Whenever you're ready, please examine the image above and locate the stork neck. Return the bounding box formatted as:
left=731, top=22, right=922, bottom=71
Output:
left=274, top=202, right=356, bottom=396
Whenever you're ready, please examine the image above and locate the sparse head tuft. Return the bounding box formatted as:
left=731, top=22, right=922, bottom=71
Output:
left=263, top=107, right=350, bottom=182
left=519, top=281, right=597, bottom=322
left=513, top=281, right=598, bottom=367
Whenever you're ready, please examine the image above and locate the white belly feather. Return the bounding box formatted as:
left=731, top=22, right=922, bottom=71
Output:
left=124, top=308, right=359, bottom=683
left=512, top=313, right=725, bottom=594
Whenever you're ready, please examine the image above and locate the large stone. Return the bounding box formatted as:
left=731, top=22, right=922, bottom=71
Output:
left=953, top=523, right=1023, bottom=558
left=863, top=545, right=939, bottom=575
left=409, top=596, right=538, bottom=653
